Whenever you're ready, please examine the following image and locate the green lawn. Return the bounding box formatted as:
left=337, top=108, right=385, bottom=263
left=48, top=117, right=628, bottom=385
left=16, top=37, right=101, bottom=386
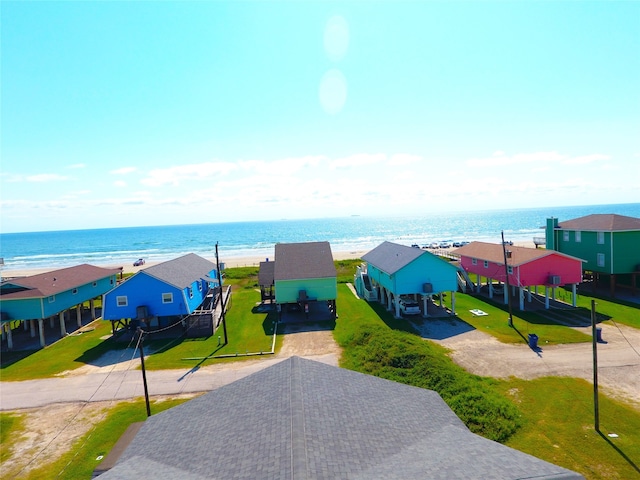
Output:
left=1, top=397, right=190, bottom=480
left=1, top=320, right=127, bottom=381
left=444, top=292, right=592, bottom=345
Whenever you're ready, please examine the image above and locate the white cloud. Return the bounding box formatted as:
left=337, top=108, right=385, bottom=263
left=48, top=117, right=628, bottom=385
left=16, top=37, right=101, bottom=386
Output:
left=26, top=173, right=69, bottom=182
left=467, top=151, right=566, bottom=167
left=140, top=161, right=237, bottom=187
left=110, top=167, right=138, bottom=175
left=388, top=154, right=421, bottom=166
left=562, top=154, right=610, bottom=165
left=114, top=180, right=127, bottom=188
left=330, top=153, right=386, bottom=169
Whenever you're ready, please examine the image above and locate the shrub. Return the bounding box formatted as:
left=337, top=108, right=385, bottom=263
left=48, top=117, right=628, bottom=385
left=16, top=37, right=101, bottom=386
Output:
left=339, top=324, right=522, bottom=442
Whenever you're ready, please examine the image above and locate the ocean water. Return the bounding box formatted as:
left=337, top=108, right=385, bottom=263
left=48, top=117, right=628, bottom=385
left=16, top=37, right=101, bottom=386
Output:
left=1, top=203, right=639, bottom=272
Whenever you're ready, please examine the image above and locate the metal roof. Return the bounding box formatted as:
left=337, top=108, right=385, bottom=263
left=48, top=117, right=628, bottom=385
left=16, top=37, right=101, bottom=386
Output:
left=361, top=241, right=427, bottom=275
left=142, top=253, right=218, bottom=289
left=274, top=241, right=336, bottom=281
left=0, top=264, right=121, bottom=299
left=556, top=213, right=640, bottom=232
left=98, top=357, right=584, bottom=480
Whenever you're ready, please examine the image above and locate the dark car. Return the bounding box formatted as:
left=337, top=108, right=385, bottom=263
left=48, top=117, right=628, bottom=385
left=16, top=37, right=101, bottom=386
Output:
left=133, top=258, right=145, bottom=266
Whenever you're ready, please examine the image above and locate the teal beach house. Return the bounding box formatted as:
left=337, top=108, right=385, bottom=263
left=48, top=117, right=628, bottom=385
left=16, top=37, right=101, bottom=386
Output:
left=0, top=264, right=121, bottom=349
left=357, top=241, right=459, bottom=318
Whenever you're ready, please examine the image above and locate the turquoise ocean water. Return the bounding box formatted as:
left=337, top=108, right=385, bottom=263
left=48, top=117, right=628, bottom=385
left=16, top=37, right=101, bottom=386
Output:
left=1, top=203, right=639, bottom=272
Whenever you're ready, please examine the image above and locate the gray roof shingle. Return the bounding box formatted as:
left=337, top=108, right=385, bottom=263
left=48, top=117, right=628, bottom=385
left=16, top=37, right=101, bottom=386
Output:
left=142, top=253, right=218, bottom=289
left=274, top=242, right=336, bottom=281
left=98, top=357, right=584, bottom=480
left=361, top=241, right=426, bottom=275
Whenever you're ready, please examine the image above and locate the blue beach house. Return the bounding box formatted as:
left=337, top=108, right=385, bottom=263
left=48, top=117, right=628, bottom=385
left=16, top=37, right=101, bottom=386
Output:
left=0, top=264, right=121, bottom=349
left=102, top=253, right=220, bottom=334
left=357, top=241, right=459, bottom=318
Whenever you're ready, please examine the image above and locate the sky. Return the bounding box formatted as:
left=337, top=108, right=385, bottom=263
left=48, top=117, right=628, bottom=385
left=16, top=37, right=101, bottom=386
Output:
left=1, top=1, right=639, bottom=234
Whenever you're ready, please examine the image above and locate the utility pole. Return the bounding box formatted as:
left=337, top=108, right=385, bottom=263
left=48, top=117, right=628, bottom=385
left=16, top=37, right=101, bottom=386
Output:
left=215, top=242, right=228, bottom=345
left=501, top=231, right=513, bottom=327
left=591, top=299, right=600, bottom=431
left=137, top=328, right=151, bottom=417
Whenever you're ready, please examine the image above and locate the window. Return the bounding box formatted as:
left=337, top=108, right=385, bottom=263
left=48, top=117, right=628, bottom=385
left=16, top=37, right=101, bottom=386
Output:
left=198, top=283, right=202, bottom=291
left=72, top=288, right=78, bottom=295
left=575, top=231, right=581, bottom=242
left=116, top=296, right=128, bottom=307
left=507, top=266, right=513, bottom=274
left=597, top=231, right=604, bottom=244
left=92, top=282, right=97, bottom=287
left=597, top=253, right=605, bottom=267
left=563, top=231, right=569, bottom=242
left=48, top=295, right=55, bottom=303
left=162, top=293, right=173, bottom=304
left=188, top=287, right=193, bottom=299
left=483, top=260, right=489, bottom=268
left=110, top=278, right=114, bottom=285
left=471, top=258, right=477, bottom=265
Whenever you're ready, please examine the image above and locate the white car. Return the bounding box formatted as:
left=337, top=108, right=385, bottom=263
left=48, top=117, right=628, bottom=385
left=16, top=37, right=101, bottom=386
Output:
left=399, top=298, right=421, bottom=315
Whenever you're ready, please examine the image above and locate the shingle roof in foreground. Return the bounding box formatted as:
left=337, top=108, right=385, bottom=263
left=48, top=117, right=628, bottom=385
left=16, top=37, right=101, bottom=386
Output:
left=98, top=357, right=583, bottom=480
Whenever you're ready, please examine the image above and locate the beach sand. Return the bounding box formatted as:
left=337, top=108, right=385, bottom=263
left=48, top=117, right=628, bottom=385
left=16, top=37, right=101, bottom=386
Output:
left=1, top=242, right=536, bottom=278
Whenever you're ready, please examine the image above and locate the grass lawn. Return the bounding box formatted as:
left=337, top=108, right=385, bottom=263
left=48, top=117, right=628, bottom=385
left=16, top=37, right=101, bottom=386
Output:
left=446, top=292, right=592, bottom=345
left=1, top=320, right=127, bottom=381
left=498, top=377, right=640, bottom=479
left=1, top=397, right=190, bottom=480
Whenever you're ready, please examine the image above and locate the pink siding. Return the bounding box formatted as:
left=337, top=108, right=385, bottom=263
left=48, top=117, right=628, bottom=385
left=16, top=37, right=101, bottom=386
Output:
left=460, top=253, right=582, bottom=287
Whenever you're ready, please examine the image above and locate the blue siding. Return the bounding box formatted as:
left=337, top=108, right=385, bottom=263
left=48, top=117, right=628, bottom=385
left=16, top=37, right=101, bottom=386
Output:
left=103, top=273, right=217, bottom=321
left=368, top=254, right=458, bottom=295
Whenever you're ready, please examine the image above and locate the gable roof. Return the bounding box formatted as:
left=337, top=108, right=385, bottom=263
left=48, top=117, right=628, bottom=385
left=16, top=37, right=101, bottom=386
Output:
left=258, top=260, right=275, bottom=286
left=452, top=242, right=584, bottom=267
left=0, top=264, right=121, bottom=299
left=362, top=241, right=429, bottom=275
left=98, top=357, right=583, bottom=480
left=556, top=213, right=640, bottom=232
left=274, top=241, right=336, bottom=281
left=142, top=253, right=218, bottom=289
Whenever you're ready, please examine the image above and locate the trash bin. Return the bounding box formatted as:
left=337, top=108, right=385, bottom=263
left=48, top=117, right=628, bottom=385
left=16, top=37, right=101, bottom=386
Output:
left=596, top=327, right=603, bottom=343
left=528, top=333, right=539, bottom=349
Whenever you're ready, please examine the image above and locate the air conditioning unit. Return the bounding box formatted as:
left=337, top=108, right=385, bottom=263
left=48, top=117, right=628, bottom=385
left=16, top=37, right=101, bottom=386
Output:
left=423, top=283, right=433, bottom=293
left=548, top=275, right=561, bottom=285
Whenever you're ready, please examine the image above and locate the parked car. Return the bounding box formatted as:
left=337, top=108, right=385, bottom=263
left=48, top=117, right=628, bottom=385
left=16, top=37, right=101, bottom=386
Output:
left=133, top=258, right=145, bottom=267
left=439, top=241, right=452, bottom=248
left=429, top=242, right=440, bottom=249
left=399, top=297, right=421, bottom=315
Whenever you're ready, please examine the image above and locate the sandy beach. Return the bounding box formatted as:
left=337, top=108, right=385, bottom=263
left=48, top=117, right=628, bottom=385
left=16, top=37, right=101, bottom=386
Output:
left=1, top=242, right=536, bottom=278
left=0, top=250, right=371, bottom=278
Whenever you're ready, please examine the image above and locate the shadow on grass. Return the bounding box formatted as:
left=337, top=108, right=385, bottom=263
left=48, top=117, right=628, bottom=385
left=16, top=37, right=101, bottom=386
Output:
left=598, top=430, right=640, bottom=475
left=410, top=315, right=476, bottom=341
left=0, top=350, right=38, bottom=370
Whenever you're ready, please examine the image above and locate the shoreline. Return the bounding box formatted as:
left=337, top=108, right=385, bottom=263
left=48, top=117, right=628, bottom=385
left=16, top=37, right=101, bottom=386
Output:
left=1, top=242, right=536, bottom=278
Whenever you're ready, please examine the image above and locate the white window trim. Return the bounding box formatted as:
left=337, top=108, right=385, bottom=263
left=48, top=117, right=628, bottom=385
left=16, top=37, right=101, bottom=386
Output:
left=162, top=293, right=174, bottom=304
left=188, top=287, right=193, bottom=299
left=116, top=296, right=128, bottom=307
left=471, top=258, right=477, bottom=265
left=575, top=231, right=581, bottom=242
left=483, top=260, right=489, bottom=268
left=48, top=295, right=56, bottom=303
left=93, top=281, right=98, bottom=287
left=597, top=253, right=605, bottom=267
left=507, top=266, right=513, bottom=274
left=563, top=231, right=569, bottom=242
left=597, top=231, right=604, bottom=244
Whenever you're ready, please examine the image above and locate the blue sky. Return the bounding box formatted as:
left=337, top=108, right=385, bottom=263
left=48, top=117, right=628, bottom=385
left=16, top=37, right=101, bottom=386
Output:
left=2, top=1, right=639, bottom=233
